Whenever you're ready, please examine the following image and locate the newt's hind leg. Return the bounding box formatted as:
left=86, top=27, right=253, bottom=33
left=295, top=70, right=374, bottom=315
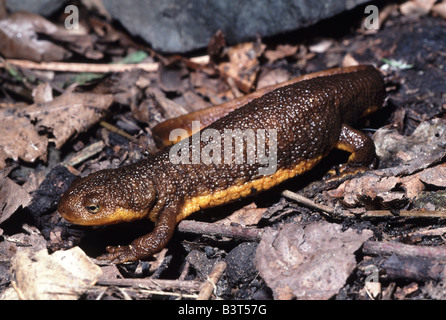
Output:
left=327, top=124, right=377, bottom=178
left=336, top=124, right=377, bottom=168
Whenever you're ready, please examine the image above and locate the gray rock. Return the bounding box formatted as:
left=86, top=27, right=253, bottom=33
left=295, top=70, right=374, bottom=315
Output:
left=6, top=0, right=66, bottom=17
left=226, top=242, right=258, bottom=286
left=103, top=0, right=370, bottom=53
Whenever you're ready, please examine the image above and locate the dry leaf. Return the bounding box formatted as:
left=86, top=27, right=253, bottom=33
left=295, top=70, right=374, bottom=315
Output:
left=264, top=44, right=298, bottom=63
left=27, top=89, right=114, bottom=148
left=256, top=221, right=373, bottom=300
left=342, top=53, right=359, bottom=67
left=394, top=282, right=420, bottom=300
left=325, top=120, right=446, bottom=208
left=326, top=163, right=446, bottom=207
left=0, top=12, right=70, bottom=61
left=0, top=167, right=32, bottom=224
left=0, top=110, right=49, bottom=169
left=7, top=247, right=102, bottom=300
left=32, top=82, right=53, bottom=104
left=218, top=41, right=265, bottom=93
left=400, top=0, right=436, bottom=16
left=256, top=68, right=291, bottom=90
left=0, top=89, right=113, bottom=169
left=308, top=39, right=333, bottom=53
left=432, top=1, right=446, bottom=19
left=418, top=164, right=446, bottom=187
left=218, top=202, right=267, bottom=227
left=158, top=62, right=187, bottom=93
left=374, top=118, right=446, bottom=174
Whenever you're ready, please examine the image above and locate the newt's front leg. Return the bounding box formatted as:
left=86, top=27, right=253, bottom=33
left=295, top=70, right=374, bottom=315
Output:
left=97, top=204, right=179, bottom=264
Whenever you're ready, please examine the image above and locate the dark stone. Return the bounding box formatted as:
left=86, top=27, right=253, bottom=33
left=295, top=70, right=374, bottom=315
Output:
left=225, top=242, right=258, bottom=286
left=6, top=0, right=66, bottom=17
left=103, top=0, right=370, bottom=53
left=186, top=249, right=218, bottom=278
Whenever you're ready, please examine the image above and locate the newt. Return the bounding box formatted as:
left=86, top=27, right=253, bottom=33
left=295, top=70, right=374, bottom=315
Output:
left=58, top=65, right=386, bottom=263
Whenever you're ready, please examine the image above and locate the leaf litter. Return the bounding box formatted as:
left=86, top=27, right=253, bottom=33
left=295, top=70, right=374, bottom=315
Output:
left=0, top=3, right=445, bottom=300
left=0, top=86, right=113, bottom=169
left=256, top=221, right=373, bottom=300
left=325, top=118, right=446, bottom=209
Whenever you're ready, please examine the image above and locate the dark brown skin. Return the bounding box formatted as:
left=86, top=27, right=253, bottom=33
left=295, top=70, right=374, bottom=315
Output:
left=58, top=65, right=386, bottom=263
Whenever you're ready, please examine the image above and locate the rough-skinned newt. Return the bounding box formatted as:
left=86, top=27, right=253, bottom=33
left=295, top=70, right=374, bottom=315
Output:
left=58, top=65, right=386, bottom=263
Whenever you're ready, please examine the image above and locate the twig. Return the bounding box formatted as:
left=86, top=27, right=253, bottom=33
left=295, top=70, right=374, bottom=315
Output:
left=61, top=141, right=105, bottom=167
left=381, top=282, right=396, bottom=300
left=178, top=261, right=191, bottom=281
left=280, top=190, right=446, bottom=219
left=363, top=241, right=446, bottom=260
left=197, top=261, right=227, bottom=300
left=403, top=226, right=446, bottom=238
left=134, top=289, right=197, bottom=299
left=344, top=210, right=446, bottom=219
left=0, top=55, right=209, bottom=73
left=1, top=59, right=158, bottom=73
left=97, top=278, right=202, bottom=292
left=11, top=281, right=26, bottom=300
left=177, top=220, right=263, bottom=241
left=281, top=190, right=335, bottom=214
left=92, top=285, right=198, bottom=299
left=371, top=210, right=446, bottom=219
left=100, top=121, right=137, bottom=142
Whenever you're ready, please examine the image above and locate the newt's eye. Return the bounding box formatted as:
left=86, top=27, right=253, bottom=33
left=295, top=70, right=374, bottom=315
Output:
left=86, top=204, right=100, bottom=214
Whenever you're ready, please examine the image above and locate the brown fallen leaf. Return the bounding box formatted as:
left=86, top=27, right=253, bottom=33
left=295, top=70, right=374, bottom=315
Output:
left=27, top=88, right=114, bottom=149
left=218, top=202, right=267, bottom=227
left=256, top=68, right=291, bottom=90
left=374, top=118, right=446, bottom=175
left=394, top=282, right=420, bottom=300
left=326, top=163, right=446, bottom=208
left=0, top=12, right=70, bottom=62
left=190, top=71, right=229, bottom=105
left=0, top=87, right=113, bottom=169
left=264, top=44, right=298, bottom=63
left=0, top=109, right=48, bottom=168
left=256, top=221, right=373, bottom=300
left=0, top=166, right=32, bottom=224
left=6, top=247, right=102, bottom=300
left=327, top=119, right=446, bottom=208
left=308, top=39, right=333, bottom=54
left=207, top=30, right=226, bottom=64
left=399, top=0, right=436, bottom=16
left=217, top=41, right=265, bottom=93
left=432, top=1, right=446, bottom=19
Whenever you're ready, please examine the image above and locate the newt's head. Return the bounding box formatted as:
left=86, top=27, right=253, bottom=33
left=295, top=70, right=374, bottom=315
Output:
left=58, top=167, right=157, bottom=226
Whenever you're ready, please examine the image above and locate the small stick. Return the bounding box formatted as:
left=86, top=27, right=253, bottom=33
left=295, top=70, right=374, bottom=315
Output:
left=367, top=210, right=446, bottom=219
left=178, top=261, right=191, bottom=281
left=100, top=121, right=137, bottom=142
left=93, top=285, right=198, bottom=299
left=61, top=141, right=105, bottom=167
left=97, top=278, right=202, bottom=292
left=177, top=220, right=263, bottom=241
left=281, top=190, right=335, bottom=214
left=363, top=241, right=446, bottom=260
left=11, top=280, right=26, bottom=300
left=1, top=59, right=158, bottom=73
left=0, top=56, right=209, bottom=73
left=343, top=210, right=446, bottom=219
left=281, top=190, right=446, bottom=219
left=197, top=261, right=227, bottom=300
left=403, top=226, right=446, bottom=238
